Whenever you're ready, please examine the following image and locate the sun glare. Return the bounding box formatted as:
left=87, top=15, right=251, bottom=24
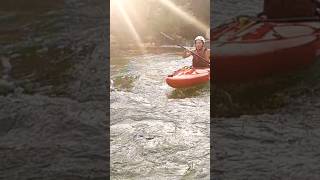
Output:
left=158, top=0, right=209, bottom=34
left=111, top=0, right=209, bottom=50
left=111, top=0, right=145, bottom=52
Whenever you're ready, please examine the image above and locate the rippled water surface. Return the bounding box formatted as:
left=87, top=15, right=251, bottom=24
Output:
left=0, top=1, right=109, bottom=179
left=110, top=52, right=210, bottom=179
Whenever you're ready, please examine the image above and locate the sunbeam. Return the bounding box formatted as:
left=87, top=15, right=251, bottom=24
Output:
left=158, top=0, right=209, bottom=34
left=111, top=0, right=145, bottom=52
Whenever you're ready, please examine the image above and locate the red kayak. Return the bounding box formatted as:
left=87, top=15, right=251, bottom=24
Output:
left=211, top=16, right=320, bottom=83
left=166, top=67, right=210, bottom=88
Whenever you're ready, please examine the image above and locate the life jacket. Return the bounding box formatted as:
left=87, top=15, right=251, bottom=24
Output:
left=192, top=47, right=209, bottom=68
left=264, top=0, right=317, bottom=19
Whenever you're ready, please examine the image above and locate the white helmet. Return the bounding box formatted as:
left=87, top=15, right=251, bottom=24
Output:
left=194, top=36, right=205, bottom=43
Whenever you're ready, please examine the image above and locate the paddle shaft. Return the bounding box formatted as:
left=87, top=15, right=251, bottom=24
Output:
left=160, top=32, right=210, bottom=65
left=177, top=45, right=210, bottom=65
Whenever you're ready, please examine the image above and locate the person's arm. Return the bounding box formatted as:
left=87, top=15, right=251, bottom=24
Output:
left=182, top=49, right=192, bottom=58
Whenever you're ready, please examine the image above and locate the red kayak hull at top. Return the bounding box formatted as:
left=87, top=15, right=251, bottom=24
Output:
left=166, top=67, right=210, bottom=88
left=211, top=17, right=320, bottom=83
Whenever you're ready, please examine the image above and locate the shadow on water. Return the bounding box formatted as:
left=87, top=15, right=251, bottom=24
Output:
left=167, top=83, right=210, bottom=99
left=9, top=48, right=72, bottom=95
left=112, top=73, right=139, bottom=91
left=110, top=56, right=141, bottom=92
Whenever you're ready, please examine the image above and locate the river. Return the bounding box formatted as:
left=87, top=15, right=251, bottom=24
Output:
left=1, top=0, right=320, bottom=179
left=110, top=51, right=210, bottom=179
left=0, top=0, right=109, bottom=179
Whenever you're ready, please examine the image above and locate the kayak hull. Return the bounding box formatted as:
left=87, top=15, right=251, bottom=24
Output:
left=166, top=67, right=210, bottom=88
left=211, top=18, right=320, bottom=83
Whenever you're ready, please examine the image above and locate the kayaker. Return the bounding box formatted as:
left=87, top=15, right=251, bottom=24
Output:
left=183, top=36, right=210, bottom=68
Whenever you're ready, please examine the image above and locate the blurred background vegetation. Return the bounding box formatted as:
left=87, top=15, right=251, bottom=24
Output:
left=110, top=0, right=210, bottom=48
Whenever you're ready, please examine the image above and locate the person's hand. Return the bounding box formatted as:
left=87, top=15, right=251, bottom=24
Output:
left=183, top=49, right=192, bottom=58
left=184, top=47, right=192, bottom=53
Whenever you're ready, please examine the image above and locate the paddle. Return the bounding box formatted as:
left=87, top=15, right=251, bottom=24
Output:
left=160, top=32, right=210, bottom=66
